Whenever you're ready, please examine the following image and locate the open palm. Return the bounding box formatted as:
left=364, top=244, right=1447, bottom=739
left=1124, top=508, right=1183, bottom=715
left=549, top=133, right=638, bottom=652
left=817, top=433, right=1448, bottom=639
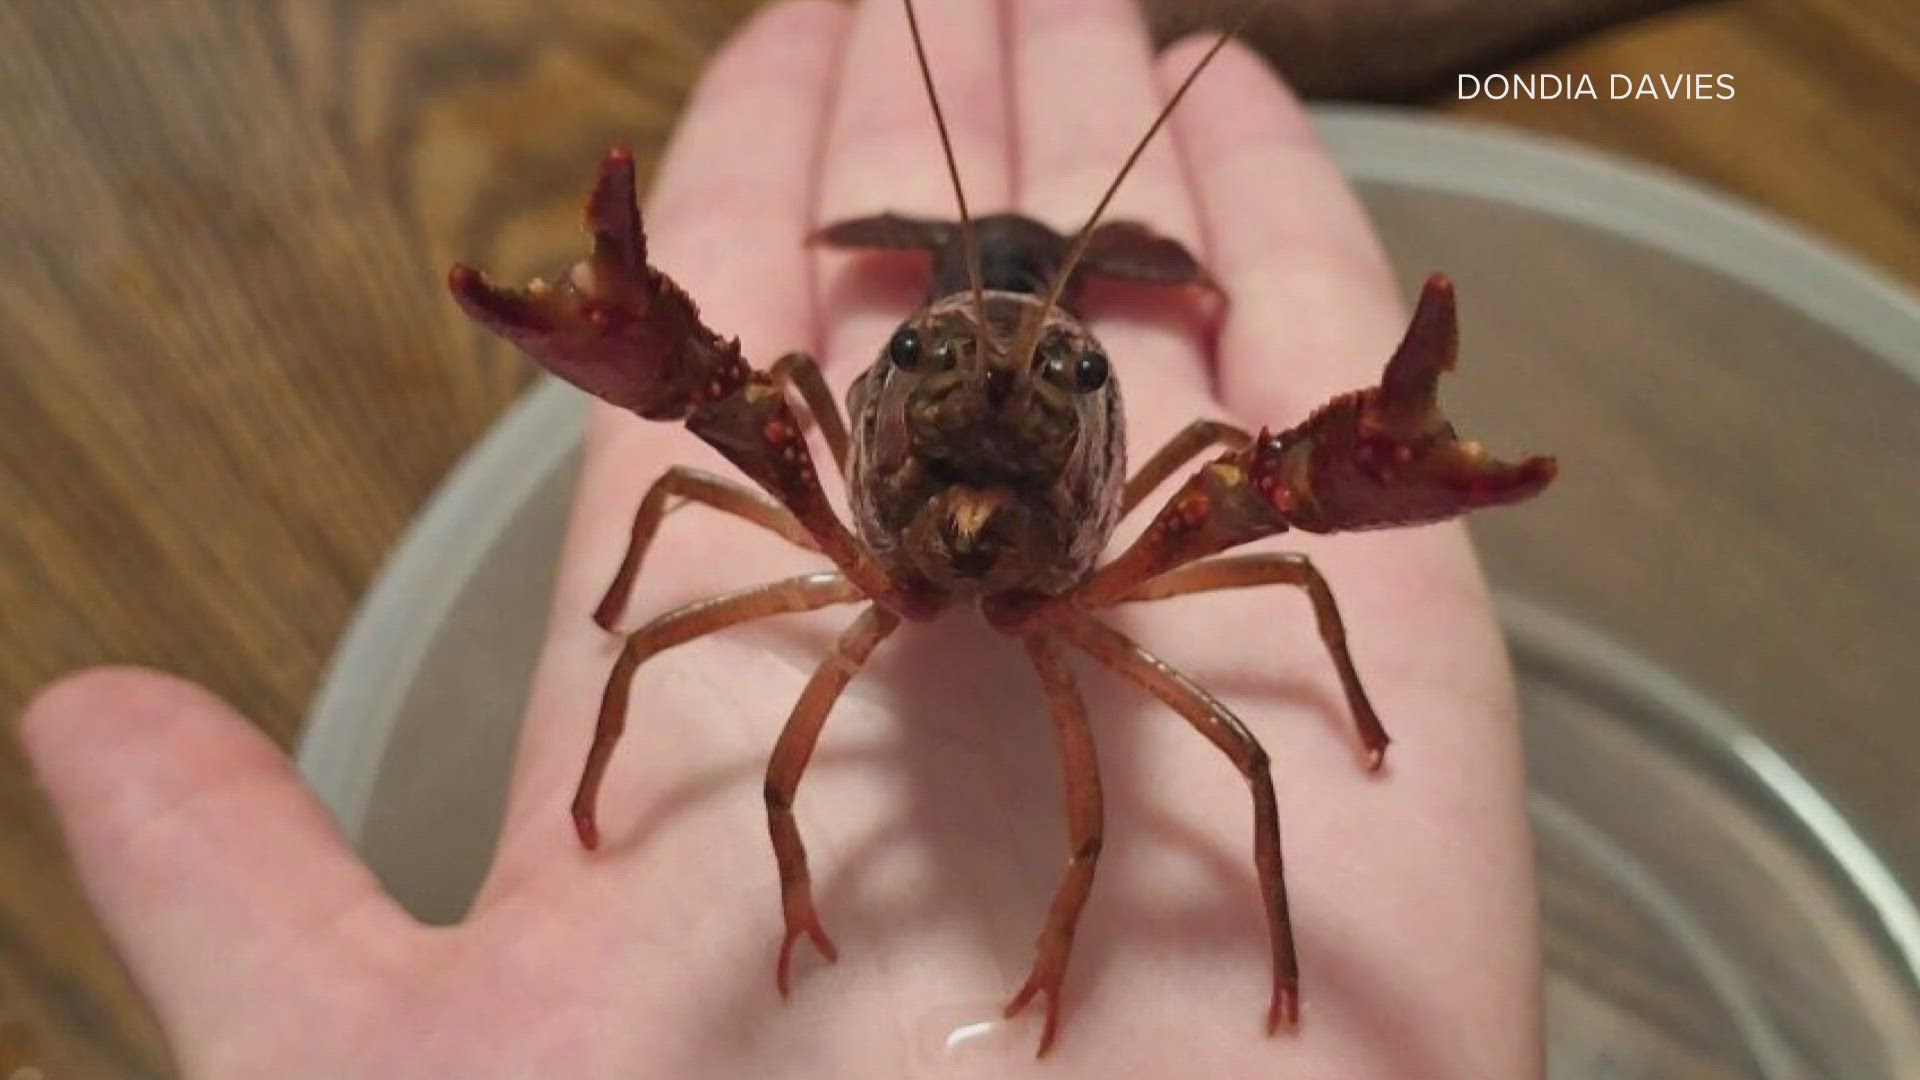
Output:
left=21, top=1, right=1541, bottom=1075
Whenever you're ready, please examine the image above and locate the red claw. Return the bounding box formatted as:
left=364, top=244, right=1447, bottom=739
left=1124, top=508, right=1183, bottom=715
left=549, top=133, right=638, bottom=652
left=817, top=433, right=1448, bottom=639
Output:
left=448, top=147, right=746, bottom=422
left=1253, top=274, right=1557, bottom=533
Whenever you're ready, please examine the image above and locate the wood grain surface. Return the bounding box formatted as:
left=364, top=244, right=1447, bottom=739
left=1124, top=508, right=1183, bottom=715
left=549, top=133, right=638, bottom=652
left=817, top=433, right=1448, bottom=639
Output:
left=2, top=0, right=1915, bottom=1075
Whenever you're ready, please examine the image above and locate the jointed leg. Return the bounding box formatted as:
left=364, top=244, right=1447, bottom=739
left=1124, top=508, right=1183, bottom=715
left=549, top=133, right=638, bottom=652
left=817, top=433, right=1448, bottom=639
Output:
left=1120, top=418, right=1251, bottom=518
left=1054, top=611, right=1299, bottom=1034
left=575, top=572, right=865, bottom=850
left=1124, top=553, right=1389, bottom=770
left=1004, top=633, right=1104, bottom=1056
left=765, top=603, right=901, bottom=994
left=594, top=466, right=819, bottom=631
left=770, top=351, right=851, bottom=477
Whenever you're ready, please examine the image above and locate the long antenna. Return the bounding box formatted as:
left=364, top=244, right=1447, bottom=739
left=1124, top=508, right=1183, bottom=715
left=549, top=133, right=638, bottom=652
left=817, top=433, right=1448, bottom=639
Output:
left=903, top=0, right=989, bottom=342
left=1013, top=4, right=1262, bottom=372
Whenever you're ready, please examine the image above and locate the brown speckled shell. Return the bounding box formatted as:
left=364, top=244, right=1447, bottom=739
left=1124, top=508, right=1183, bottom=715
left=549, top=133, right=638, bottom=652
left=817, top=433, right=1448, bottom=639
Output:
left=845, top=290, right=1125, bottom=599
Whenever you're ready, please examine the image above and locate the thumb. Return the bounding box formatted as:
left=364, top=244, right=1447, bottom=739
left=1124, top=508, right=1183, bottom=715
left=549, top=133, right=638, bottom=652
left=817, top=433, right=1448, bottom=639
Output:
left=16, top=667, right=415, bottom=1046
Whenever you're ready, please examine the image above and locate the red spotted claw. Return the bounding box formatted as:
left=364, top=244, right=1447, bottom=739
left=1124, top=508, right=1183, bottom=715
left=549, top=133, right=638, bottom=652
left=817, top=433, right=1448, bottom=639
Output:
left=1250, top=274, right=1558, bottom=532
left=448, top=147, right=748, bottom=421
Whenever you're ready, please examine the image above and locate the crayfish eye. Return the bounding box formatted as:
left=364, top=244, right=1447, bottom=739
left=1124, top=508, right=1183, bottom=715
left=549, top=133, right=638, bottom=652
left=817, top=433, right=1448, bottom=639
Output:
left=930, top=338, right=960, bottom=372
left=1072, top=348, right=1110, bottom=392
left=887, top=326, right=924, bottom=370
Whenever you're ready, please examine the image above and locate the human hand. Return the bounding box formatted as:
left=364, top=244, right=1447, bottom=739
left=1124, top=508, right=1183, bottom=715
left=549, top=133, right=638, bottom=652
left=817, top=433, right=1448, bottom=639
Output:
left=20, top=1, right=1540, bottom=1075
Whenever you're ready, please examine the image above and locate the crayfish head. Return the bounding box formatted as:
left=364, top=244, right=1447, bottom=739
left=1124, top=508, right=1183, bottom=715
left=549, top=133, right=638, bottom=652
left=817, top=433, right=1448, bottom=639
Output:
left=849, top=292, right=1126, bottom=594
left=893, top=294, right=1108, bottom=479
left=448, top=148, right=744, bottom=421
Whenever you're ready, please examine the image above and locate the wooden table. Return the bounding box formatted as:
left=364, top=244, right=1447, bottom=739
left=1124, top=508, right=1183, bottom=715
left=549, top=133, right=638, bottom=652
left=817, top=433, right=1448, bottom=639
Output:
left=2, top=0, right=1915, bottom=1073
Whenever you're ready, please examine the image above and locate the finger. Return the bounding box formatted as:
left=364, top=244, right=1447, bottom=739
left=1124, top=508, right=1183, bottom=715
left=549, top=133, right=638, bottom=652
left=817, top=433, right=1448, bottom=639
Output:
left=496, top=0, right=851, bottom=845
left=1010, top=0, right=1199, bottom=242
left=815, top=0, right=1010, bottom=372
left=1158, top=36, right=1404, bottom=423
left=638, top=0, right=850, bottom=367
left=17, top=667, right=413, bottom=1049
left=1153, top=39, right=1539, bottom=1073
left=1010, top=0, right=1211, bottom=399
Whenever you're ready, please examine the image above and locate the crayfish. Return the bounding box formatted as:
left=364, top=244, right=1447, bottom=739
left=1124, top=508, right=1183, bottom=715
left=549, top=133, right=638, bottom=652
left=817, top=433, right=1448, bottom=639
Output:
left=448, top=0, right=1555, bottom=1057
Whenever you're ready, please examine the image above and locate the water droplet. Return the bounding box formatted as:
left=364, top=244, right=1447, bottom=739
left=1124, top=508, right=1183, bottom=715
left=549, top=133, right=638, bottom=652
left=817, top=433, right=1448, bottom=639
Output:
left=944, top=1020, right=996, bottom=1052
